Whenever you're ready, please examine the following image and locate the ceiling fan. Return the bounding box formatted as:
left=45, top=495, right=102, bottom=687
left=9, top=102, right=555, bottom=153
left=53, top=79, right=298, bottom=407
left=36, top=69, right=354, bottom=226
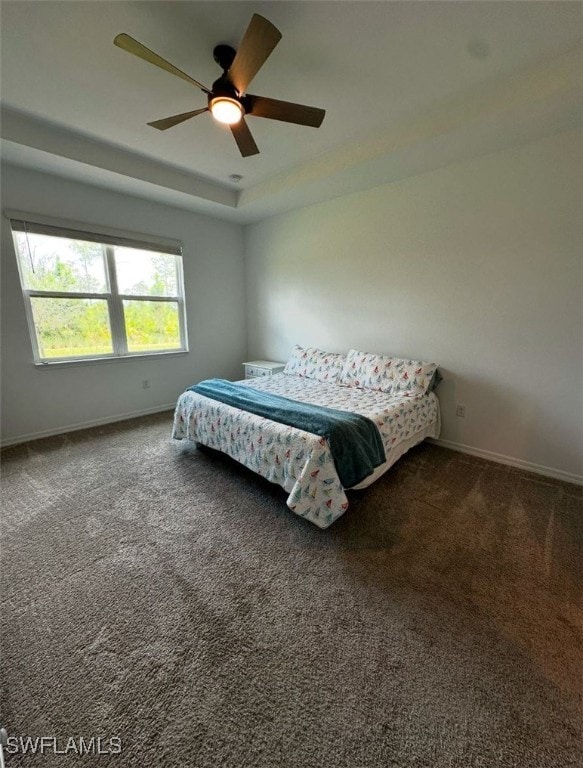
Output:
left=114, top=14, right=325, bottom=157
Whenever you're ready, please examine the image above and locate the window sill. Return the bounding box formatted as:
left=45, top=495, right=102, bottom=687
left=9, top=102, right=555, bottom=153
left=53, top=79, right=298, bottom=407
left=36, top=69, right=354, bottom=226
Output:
left=34, top=350, right=189, bottom=369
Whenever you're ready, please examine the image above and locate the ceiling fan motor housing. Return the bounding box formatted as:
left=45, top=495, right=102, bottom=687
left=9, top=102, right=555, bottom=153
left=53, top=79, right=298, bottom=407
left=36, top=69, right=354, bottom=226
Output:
left=210, top=75, right=240, bottom=99
left=209, top=73, right=245, bottom=117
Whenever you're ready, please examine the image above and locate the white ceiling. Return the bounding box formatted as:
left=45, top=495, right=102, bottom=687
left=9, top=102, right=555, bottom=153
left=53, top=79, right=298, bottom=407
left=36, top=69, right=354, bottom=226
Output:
left=1, top=1, right=581, bottom=222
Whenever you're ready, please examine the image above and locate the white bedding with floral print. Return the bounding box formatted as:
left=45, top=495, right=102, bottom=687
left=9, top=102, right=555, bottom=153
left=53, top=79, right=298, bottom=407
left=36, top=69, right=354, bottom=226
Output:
left=172, top=374, right=440, bottom=529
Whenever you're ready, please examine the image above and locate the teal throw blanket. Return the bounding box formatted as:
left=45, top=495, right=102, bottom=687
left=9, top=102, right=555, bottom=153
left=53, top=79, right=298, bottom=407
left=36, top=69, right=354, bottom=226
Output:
left=188, top=378, right=386, bottom=488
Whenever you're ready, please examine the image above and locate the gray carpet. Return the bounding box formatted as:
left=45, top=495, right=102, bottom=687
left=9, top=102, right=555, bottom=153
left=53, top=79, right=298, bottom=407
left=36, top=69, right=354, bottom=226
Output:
left=1, top=412, right=581, bottom=767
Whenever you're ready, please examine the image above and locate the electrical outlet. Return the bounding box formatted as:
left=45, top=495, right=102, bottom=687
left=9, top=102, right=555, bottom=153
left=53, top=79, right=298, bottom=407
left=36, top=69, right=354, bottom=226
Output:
left=142, top=379, right=150, bottom=390
left=456, top=404, right=466, bottom=418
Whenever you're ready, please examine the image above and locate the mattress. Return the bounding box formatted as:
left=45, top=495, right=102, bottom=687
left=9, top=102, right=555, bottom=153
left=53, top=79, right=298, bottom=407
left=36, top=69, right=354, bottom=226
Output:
left=173, top=373, right=440, bottom=528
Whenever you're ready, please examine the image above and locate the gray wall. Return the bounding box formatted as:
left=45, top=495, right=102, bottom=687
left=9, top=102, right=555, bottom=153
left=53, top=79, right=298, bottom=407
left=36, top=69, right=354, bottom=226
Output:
left=1, top=164, right=246, bottom=443
left=244, top=129, right=583, bottom=480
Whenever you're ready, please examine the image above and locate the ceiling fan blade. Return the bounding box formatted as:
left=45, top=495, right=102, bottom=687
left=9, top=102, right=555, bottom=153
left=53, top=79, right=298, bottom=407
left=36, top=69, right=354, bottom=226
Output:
left=148, top=108, right=209, bottom=131
left=230, top=118, right=259, bottom=157
left=228, top=14, right=282, bottom=95
left=246, top=95, right=325, bottom=127
left=114, top=33, right=210, bottom=94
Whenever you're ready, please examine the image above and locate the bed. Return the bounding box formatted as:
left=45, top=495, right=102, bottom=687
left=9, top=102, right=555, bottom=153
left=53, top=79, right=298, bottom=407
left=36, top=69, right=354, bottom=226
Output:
left=172, top=347, right=440, bottom=528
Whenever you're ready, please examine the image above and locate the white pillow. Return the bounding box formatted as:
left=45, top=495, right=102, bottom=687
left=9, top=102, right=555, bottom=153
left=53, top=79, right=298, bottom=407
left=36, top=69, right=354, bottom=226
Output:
left=339, top=348, right=438, bottom=395
left=283, top=345, right=347, bottom=383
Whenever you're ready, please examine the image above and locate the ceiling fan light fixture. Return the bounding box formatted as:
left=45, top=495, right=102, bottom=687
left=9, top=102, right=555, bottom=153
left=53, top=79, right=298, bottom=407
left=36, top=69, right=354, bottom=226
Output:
left=210, top=97, right=243, bottom=125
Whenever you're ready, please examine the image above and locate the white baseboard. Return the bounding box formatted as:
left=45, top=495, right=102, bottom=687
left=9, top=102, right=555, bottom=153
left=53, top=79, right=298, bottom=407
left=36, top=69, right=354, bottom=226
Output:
left=3, top=413, right=581, bottom=487
left=0, top=404, right=176, bottom=448
left=428, top=437, right=582, bottom=486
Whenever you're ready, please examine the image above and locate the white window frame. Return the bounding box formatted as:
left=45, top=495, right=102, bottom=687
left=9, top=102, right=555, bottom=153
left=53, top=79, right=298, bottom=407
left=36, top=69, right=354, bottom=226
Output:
left=7, top=211, right=188, bottom=365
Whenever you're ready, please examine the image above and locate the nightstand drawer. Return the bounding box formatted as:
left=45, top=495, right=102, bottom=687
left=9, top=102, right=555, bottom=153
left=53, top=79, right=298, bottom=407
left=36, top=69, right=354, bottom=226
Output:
left=243, top=360, right=285, bottom=379
left=246, top=365, right=270, bottom=378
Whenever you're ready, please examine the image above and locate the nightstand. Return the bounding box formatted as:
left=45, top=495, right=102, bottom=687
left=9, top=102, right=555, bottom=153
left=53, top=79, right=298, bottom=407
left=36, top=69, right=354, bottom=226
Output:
left=243, top=360, right=285, bottom=379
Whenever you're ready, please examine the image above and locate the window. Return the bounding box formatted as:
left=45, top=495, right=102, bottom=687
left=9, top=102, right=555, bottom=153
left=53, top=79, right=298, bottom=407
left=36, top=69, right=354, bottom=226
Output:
left=9, top=214, right=187, bottom=363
